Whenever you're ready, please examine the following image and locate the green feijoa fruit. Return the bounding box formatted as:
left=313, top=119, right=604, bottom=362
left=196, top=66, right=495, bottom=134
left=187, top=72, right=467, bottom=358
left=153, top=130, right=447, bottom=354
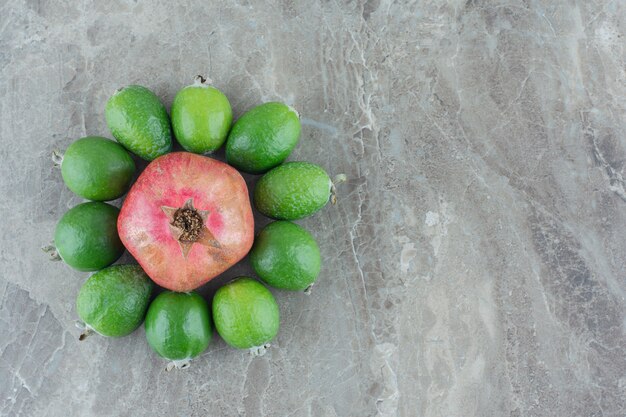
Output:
left=145, top=292, right=212, bottom=366
left=54, top=202, right=124, bottom=271
left=61, top=136, right=135, bottom=201
left=226, top=102, right=301, bottom=174
left=250, top=221, right=321, bottom=291
left=212, top=278, right=279, bottom=353
left=76, top=265, right=153, bottom=339
left=254, top=162, right=332, bottom=220
left=171, top=76, right=232, bottom=154
left=105, top=85, right=172, bottom=161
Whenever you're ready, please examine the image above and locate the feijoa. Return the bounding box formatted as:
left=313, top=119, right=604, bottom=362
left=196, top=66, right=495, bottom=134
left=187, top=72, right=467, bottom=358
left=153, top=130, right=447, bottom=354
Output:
left=226, top=102, right=301, bottom=174
left=171, top=76, right=232, bottom=154
left=54, top=202, right=124, bottom=271
left=61, top=136, right=135, bottom=201
left=254, top=162, right=332, bottom=220
left=250, top=221, right=321, bottom=291
left=145, top=291, right=212, bottom=367
left=76, top=265, right=153, bottom=339
left=105, top=85, right=172, bottom=161
left=212, top=277, right=279, bottom=354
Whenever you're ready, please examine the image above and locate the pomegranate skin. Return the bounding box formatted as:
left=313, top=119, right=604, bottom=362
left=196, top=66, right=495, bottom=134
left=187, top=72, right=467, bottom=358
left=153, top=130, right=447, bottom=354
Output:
left=118, top=152, right=254, bottom=292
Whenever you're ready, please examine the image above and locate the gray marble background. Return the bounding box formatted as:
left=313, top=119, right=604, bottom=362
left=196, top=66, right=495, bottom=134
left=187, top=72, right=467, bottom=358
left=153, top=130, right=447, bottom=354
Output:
left=1, top=0, right=625, bottom=416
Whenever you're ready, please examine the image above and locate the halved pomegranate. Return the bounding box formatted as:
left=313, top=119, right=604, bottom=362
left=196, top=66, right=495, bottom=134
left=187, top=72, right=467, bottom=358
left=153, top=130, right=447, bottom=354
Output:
left=118, top=152, right=254, bottom=292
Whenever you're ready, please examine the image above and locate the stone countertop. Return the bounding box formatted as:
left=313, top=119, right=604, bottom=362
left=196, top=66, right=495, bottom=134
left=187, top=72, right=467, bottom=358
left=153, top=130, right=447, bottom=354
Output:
left=1, top=1, right=625, bottom=416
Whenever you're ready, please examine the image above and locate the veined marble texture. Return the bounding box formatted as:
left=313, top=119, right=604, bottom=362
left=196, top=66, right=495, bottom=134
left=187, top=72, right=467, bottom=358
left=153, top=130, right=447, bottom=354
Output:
left=0, top=0, right=624, bottom=416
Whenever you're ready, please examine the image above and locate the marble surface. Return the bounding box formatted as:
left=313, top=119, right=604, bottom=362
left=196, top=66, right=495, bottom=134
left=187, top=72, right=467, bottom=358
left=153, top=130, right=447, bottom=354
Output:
left=1, top=0, right=625, bottom=416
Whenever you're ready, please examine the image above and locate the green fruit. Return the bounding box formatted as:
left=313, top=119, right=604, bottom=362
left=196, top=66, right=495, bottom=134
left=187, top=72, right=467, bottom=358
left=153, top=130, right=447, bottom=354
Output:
left=212, top=278, right=279, bottom=350
left=145, top=292, right=212, bottom=362
left=250, top=221, right=321, bottom=291
left=254, top=162, right=332, bottom=220
left=171, top=77, right=232, bottom=154
left=226, top=102, right=301, bottom=174
left=105, top=85, right=173, bottom=161
left=61, top=136, right=136, bottom=201
left=76, top=265, right=153, bottom=338
left=54, top=202, right=124, bottom=271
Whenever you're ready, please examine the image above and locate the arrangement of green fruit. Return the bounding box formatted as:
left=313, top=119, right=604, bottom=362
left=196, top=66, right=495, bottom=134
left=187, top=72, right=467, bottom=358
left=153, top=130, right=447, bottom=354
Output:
left=50, top=76, right=343, bottom=369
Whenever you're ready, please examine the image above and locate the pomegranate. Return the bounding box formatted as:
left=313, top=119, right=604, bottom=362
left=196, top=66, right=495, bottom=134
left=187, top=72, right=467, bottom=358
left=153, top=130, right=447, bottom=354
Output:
left=118, top=152, right=254, bottom=292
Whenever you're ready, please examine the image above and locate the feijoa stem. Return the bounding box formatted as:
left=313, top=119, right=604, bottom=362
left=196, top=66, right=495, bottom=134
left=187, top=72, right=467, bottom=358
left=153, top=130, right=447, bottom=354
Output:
left=304, top=283, right=314, bottom=295
left=330, top=174, right=347, bottom=205
left=193, top=75, right=212, bottom=86
left=166, top=359, right=191, bottom=371
left=249, top=343, right=271, bottom=357
left=79, top=328, right=94, bottom=341
left=51, top=150, right=64, bottom=167
left=42, top=244, right=61, bottom=261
